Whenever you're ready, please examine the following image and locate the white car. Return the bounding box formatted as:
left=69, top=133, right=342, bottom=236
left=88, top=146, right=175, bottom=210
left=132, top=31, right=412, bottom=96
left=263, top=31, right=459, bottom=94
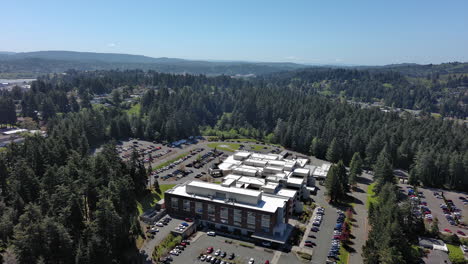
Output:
left=214, top=249, right=221, bottom=256
left=155, top=222, right=164, bottom=227
left=200, top=255, right=207, bottom=261
left=207, top=231, right=216, bottom=236
left=462, top=245, right=468, bottom=252
left=248, top=258, right=255, bottom=264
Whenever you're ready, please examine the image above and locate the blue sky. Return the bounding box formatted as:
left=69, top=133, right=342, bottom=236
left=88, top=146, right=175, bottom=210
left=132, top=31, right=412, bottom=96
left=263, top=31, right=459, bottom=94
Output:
left=2, top=0, right=468, bottom=65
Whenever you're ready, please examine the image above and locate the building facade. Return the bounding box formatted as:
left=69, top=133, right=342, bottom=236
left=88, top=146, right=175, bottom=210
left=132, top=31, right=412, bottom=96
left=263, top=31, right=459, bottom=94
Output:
left=165, top=181, right=291, bottom=242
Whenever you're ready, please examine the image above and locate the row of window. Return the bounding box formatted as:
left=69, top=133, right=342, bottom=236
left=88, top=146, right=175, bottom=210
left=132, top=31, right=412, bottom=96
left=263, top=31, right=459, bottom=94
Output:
left=171, top=197, right=271, bottom=230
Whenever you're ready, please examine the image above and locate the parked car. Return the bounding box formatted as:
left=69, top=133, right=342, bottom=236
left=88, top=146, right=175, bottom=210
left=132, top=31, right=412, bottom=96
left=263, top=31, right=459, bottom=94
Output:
left=206, top=247, right=213, bottom=253
left=248, top=258, right=255, bottom=264
left=207, top=231, right=216, bottom=236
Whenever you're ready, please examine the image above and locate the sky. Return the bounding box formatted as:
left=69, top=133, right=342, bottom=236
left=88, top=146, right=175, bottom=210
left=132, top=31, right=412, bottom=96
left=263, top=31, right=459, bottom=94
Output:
left=1, top=0, right=468, bottom=65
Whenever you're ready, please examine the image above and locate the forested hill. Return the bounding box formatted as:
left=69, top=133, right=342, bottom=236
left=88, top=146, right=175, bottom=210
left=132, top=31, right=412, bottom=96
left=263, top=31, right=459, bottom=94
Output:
left=264, top=67, right=468, bottom=117
left=363, top=62, right=468, bottom=77
left=0, top=51, right=305, bottom=77
left=0, top=69, right=467, bottom=262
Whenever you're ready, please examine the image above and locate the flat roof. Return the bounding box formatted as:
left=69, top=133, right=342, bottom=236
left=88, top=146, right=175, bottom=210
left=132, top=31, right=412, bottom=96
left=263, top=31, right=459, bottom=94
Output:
left=238, top=176, right=265, bottom=186
left=294, top=168, right=310, bottom=174
left=276, top=188, right=297, bottom=198
left=234, top=151, right=251, bottom=157
left=251, top=153, right=279, bottom=160
left=187, top=180, right=260, bottom=197
left=218, top=156, right=243, bottom=170
left=167, top=181, right=288, bottom=213
left=286, top=177, right=304, bottom=185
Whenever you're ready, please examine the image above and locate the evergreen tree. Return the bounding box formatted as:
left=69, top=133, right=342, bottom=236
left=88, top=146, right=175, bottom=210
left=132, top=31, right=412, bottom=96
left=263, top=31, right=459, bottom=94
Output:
left=349, top=152, right=363, bottom=186
left=373, top=150, right=394, bottom=193
left=326, top=138, right=340, bottom=163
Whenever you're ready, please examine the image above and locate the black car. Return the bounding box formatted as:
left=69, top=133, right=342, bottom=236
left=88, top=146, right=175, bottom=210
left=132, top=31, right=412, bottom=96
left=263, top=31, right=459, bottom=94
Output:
left=229, top=253, right=235, bottom=259
left=221, top=251, right=226, bottom=258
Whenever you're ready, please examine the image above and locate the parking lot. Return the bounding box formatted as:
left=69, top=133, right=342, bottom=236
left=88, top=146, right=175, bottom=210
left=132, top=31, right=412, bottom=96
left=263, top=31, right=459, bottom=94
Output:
left=172, top=232, right=274, bottom=264
left=399, top=183, right=468, bottom=236
left=309, top=186, right=340, bottom=263
left=140, top=217, right=190, bottom=259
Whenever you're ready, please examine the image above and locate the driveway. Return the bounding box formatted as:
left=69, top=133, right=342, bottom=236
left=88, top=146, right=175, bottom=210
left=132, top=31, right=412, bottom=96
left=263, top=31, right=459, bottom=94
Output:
left=348, top=173, right=373, bottom=264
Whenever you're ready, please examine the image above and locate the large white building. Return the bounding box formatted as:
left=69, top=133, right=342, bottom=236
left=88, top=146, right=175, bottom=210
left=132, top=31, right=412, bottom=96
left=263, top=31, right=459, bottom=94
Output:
left=165, top=150, right=331, bottom=244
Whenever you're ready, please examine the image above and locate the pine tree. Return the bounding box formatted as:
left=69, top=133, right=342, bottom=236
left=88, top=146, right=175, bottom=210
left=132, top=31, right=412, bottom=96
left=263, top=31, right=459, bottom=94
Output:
left=325, top=165, right=340, bottom=203
left=349, top=152, right=363, bottom=186
left=326, top=138, right=340, bottom=163
left=325, top=161, right=348, bottom=203
left=373, top=150, right=394, bottom=193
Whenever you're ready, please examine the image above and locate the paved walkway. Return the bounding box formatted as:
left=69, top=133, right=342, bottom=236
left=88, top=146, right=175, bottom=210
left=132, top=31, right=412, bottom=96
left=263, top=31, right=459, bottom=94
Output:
left=348, top=173, right=373, bottom=264
left=271, top=251, right=282, bottom=264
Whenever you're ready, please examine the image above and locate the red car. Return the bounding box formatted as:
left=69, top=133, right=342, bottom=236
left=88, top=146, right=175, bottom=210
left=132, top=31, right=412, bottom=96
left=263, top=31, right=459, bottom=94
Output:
left=206, top=247, right=213, bottom=253
left=444, top=229, right=452, bottom=233
left=457, top=230, right=466, bottom=236
left=185, top=218, right=193, bottom=222
left=265, top=261, right=270, bottom=264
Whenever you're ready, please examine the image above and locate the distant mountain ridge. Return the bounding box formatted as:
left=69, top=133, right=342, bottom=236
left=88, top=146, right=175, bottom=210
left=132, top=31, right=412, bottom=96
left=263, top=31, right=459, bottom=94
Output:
left=0, top=50, right=308, bottom=77
left=0, top=50, right=467, bottom=78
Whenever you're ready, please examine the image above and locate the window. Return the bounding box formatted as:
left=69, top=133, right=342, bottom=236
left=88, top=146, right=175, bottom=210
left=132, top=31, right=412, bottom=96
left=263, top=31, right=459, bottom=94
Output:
left=171, top=198, right=179, bottom=210
left=247, top=211, right=256, bottom=230
left=220, top=207, right=228, bottom=223
left=195, top=202, right=203, bottom=215
left=183, top=200, right=191, bottom=212
left=234, top=209, right=242, bottom=226
left=207, top=204, right=216, bottom=221
left=261, top=214, right=270, bottom=233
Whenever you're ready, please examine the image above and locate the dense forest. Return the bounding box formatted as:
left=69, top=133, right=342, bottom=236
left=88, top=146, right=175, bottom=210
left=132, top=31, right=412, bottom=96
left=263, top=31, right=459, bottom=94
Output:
left=0, top=69, right=467, bottom=263
left=266, top=68, right=468, bottom=117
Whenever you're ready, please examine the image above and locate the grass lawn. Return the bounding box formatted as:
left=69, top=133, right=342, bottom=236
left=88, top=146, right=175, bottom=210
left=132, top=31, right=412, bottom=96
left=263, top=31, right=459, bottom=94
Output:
left=249, top=144, right=266, bottom=151
left=447, top=244, right=466, bottom=264
left=153, top=152, right=191, bottom=170
left=338, top=246, right=349, bottom=264
left=126, top=103, right=141, bottom=115
left=366, top=182, right=377, bottom=209
left=228, top=138, right=259, bottom=143
left=136, top=184, right=175, bottom=215
left=207, top=142, right=241, bottom=152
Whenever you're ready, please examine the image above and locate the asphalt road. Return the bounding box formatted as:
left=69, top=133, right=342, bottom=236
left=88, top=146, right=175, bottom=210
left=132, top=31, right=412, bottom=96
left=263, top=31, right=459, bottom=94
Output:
left=348, top=173, right=372, bottom=264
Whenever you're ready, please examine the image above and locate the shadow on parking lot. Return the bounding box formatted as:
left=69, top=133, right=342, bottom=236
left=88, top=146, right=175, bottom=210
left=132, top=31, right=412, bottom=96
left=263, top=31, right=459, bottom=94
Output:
left=356, top=175, right=373, bottom=185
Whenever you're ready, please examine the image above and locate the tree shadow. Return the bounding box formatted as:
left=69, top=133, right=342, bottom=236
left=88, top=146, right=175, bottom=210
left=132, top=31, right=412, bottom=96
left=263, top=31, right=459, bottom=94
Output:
left=357, top=176, right=373, bottom=185
left=352, top=186, right=365, bottom=193
left=343, top=243, right=356, bottom=253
